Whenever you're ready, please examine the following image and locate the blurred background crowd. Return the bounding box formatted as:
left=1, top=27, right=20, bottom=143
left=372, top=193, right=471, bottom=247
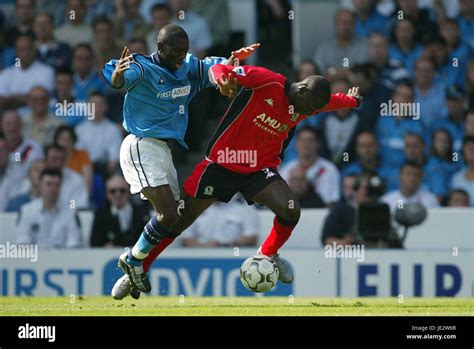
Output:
left=0, top=0, right=473, bottom=249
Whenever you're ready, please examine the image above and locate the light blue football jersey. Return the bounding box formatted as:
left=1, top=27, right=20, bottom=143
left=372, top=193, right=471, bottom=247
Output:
left=102, top=52, right=226, bottom=148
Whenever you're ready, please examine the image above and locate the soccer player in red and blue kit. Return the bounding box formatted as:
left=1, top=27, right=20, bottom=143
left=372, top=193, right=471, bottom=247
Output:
left=114, top=63, right=361, bottom=298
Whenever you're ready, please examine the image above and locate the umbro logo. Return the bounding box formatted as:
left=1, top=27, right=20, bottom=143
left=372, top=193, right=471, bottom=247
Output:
left=265, top=98, right=273, bottom=107
left=159, top=78, right=165, bottom=84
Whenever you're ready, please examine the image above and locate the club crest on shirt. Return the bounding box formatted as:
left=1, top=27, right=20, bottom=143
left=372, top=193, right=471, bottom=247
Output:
left=203, top=186, right=214, bottom=195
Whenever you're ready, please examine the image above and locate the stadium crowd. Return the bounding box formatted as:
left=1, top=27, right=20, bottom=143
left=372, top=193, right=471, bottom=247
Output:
left=0, top=0, right=473, bottom=248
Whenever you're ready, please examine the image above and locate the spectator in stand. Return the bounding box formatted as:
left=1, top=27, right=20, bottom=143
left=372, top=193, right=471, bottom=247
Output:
left=170, top=0, right=213, bottom=59
left=0, top=34, right=55, bottom=110
left=0, top=24, right=16, bottom=71
left=75, top=92, right=122, bottom=177
left=280, top=127, right=341, bottom=206
left=182, top=195, right=259, bottom=247
left=414, top=57, right=449, bottom=128
left=426, top=129, right=461, bottom=200
left=6, top=159, right=45, bottom=212
left=49, top=67, right=86, bottom=126
left=468, top=59, right=474, bottom=107
left=90, top=175, right=151, bottom=247
left=314, top=9, right=369, bottom=74
left=392, top=0, right=439, bottom=43
left=192, top=0, right=230, bottom=55
left=1, top=109, right=43, bottom=176
left=402, top=132, right=446, bottom=200
left=33, top=12, right=72, bottom=69
left=388, top=19, right=424, bottom=75
left=114, top=0, right=151, bottom=43
left=54, top=0, right=93, bottom=47
left=342, top=131, right=395, bottom=189
left=423, top=37, right=466, bottom=89
left=352, top=0, right=389, bottom=38
left=465, top=111, right=474, bottom=138
left=447, top=188, right=470, bottom=207
left=458, top=0, right=474, bottom=50
left=348, top=63, right=392, bottom=129
left=430, top=86, right=467, bottom=153
left=22, top=86, right=64, bottom=146
left=127, top=37, right=148, bottom=55
left=376, top=82, right=426, bottom=168
left=368, top=33, right=410, bottom=90
left=54, top=125, right=93, bottom=192
left=44, top=144, right=89, bottom=209
left=450, top=136, right=474, bottom=206
left=92, top=16, right=122, bottom=70
left=146, top=3, right=172, bottom=54
left=5, top=0, right=36, bottom=46
left=320, top=173, right=378, bottom=246
left=381, top=161, right=439, bottom=211
left=72, top=44, right=108, bottom=101
left=0, top=134, right=26, bottom=211
left=439, top=19, right=473, bottom=83
left=296, top=59, right=320, bottom=81
left=341, top=173, right=357, bottom=201
left=85, top=0, right=116, bottom=24
left=287, top=165, right=324, bottom=208
left=16, top=168, right=83, bottom=248
left=318, top=77, right=362, bottom=167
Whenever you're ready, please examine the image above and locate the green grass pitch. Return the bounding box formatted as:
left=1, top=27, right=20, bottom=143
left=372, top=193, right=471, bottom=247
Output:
left=1, top=297, right=473, bottom=316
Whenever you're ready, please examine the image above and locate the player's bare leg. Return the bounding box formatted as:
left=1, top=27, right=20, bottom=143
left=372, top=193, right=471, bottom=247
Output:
left=117, top=185, right=179, bottom=293
left=251, top=179, right=301, bottom=283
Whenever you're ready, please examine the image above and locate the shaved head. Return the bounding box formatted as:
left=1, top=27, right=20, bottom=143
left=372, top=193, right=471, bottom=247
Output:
left=288, top=75, right=331, bottom=114
left=157, top=24, right=188, bottom=44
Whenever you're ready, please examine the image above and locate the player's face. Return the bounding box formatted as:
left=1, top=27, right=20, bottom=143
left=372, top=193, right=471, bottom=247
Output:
left=159, top=38, right=189, bottom=71
left=291, top=80, right=320, bottom=115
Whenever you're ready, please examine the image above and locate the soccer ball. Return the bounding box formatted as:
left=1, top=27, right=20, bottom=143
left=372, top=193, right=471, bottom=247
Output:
left=240, top=255, right=279, bottom=293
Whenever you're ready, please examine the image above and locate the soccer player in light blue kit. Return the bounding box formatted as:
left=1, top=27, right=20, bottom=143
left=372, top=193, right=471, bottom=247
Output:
left=102, top=24, right=258, bottom=299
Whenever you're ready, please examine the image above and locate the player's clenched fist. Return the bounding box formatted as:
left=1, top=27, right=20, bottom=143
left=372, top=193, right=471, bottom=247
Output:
left=111, top=46, right=133, bottom=88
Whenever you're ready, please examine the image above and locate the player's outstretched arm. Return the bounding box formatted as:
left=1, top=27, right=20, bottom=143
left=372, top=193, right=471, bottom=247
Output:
left=111, top=46, right=133, bottom=88
left=316, top=86, right=362, bottom=113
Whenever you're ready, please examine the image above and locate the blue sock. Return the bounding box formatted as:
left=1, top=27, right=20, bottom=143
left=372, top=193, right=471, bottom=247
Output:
left=127, top=216, right=170, bottom=265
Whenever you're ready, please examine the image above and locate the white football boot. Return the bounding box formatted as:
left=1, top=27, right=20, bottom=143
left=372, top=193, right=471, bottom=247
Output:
left=257, top=248, right=294, bottom=283
left=111, top=274, right=141, bottom=300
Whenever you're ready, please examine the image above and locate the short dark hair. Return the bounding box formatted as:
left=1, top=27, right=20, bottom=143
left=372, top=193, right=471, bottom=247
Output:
left=73, top=43, right=94, bottom=56
left=404, top=132, right=425, bottom=144
left=296, top=125, right=318, bottom=140
left=40, top=168, right=62, bottom=181
left=463, top=135, right=474, bottom=149
left=151, top=3, right=172, bottom=15
left=401, top=160, right=423, bottom=173
left=36, top=12, right=54, bottom=25
left=44, top=144, right=66, bottom=156
left=448, top=188, right=469, bottom=201
left=54, top=125, right=77, bottom=145
left=55, top=66, right=73, bottom=77
left=93, top=16, right=113, bottom=31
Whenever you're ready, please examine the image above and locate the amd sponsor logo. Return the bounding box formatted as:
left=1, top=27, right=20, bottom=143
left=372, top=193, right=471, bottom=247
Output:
left=157, top=85, right=191, bottom=99
left=18, top=323, right=56, bottom=342
left=253, top=113, right=288, bottom=135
